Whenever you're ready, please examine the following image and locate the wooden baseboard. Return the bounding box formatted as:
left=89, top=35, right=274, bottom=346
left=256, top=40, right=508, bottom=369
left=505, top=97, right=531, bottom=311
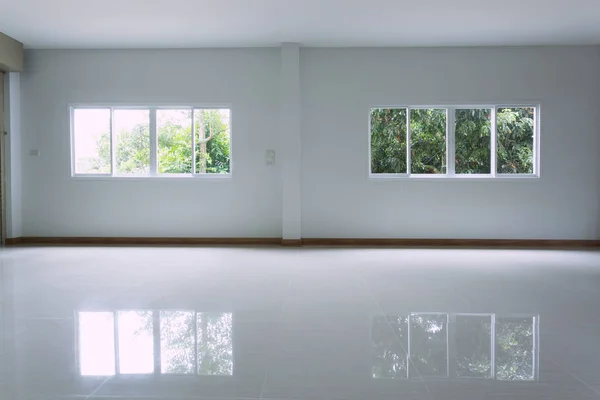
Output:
left=301, top=238, right=600, bottom=248
left=281, top=239, right=303, bottom=247
left=4, top=237, right=600, bottom=249
left=6, top=237, right=281, bottom=247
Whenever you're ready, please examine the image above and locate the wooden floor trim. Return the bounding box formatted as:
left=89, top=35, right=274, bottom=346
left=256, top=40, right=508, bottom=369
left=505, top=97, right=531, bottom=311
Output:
left=6, top=237, right=282, bottom=247
left=301, top=238, right=600, bottom=248
left=4, top=237, right=600, bottom=248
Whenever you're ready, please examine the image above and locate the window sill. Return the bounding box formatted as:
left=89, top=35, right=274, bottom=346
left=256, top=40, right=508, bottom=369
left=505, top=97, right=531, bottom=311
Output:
left=369, top=174, right=540, bottom=181
left=70, top=174, right=232, bottom=181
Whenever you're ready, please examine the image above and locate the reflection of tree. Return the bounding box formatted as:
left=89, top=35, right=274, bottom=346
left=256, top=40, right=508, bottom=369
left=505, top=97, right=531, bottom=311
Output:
left=371, top=316, right=408, bottom=378
left=455, top=316, right=491, bottom=377
left=495, top=317, right=534, bottom=381
left=410, top=314, right=448, bottom=376
left=160, top=311, right=195, bottom=374
left=132, top=310, right=234, bottom=375
left=198, top=312, right=233, bottom=375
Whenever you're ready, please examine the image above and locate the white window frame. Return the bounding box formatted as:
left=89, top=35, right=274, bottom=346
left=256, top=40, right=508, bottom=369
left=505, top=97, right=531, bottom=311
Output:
left=69, top=104, right=233, bottom=179
left=368, top=104, right=541, bottom=180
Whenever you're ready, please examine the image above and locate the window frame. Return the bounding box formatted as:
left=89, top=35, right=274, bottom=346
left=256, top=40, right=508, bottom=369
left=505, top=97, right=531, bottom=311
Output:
left=368, top=104, right=541, bottom=180
left=69, top=104, right=233, bottom=179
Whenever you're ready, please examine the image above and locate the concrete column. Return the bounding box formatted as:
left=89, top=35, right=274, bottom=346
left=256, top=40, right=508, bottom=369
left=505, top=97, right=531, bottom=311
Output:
left=5, top=73, right=22, bottom=238
left=280, top=44, right=301, bottom=242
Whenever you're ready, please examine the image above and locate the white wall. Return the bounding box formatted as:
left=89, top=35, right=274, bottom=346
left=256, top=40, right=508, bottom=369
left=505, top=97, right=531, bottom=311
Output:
left=301, top=47, right=600, bottom=240
left=19, top=46, right=600, bottom=240
left=20, top=49, right=282, bottom=237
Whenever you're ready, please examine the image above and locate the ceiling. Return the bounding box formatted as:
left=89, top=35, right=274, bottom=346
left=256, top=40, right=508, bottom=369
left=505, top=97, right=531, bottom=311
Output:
left=1, top=0, right=600, bottom=49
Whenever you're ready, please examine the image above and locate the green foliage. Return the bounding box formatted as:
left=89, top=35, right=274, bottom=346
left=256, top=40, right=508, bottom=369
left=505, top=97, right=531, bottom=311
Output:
left=115, top=124, right=150, bottom=174
left=92, top=109, right=230, bottom=175
left=410, top=109, right=447, bottom=174
left=497, top=107, right=534, bottom=174
left=370, top=106, right=534, bottom=175
left=370, top=109, right=407, bottom=174
left=158, top=110, right=193, bottom=174
left=455, top=109, right=491, bottom=174
left=195, top=109, right=231, bottom=174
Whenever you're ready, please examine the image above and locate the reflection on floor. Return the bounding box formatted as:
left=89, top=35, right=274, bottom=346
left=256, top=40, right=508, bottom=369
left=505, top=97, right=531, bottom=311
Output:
left=0, top=247, right=599, bottom=399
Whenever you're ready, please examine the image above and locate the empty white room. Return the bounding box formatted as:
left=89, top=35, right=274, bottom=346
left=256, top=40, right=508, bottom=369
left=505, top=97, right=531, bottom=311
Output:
left=1, top=1, right=600, bottom=399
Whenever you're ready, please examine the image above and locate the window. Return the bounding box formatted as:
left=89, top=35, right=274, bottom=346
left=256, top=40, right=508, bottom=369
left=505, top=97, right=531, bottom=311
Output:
left=371, top=312, right=538, bottom=380
left=77, top=310, right=234, bottom=376
left=71, top=106, right=231, bottom=177
left=370, top=105, right=538, bottom=178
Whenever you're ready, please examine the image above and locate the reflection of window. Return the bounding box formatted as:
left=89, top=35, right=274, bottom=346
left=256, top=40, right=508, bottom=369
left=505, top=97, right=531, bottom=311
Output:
left=371, top=315, right=408, bottom=378
left=77, top=310, right=234, bottom=376
left=370, top=105, right=539, bottom=177
left=160, top=311, right=195, bottom=374
left=71, top=106, right=231, bottom=177
left=410, top=313, right=448, bottom=377
left=78, top=312, right=115, bottom=376
left=455, top=314, right=492, bottom=378
left=495, top=316, right=536, bottom=381
left=117, top=311, right=154, bottom=374
left=371, top=313, right=538, bottom=381
left=198, top=312, right=233, bottom=375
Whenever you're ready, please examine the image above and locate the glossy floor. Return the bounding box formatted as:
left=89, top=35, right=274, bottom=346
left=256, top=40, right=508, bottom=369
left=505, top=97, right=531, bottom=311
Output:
left=0, top=247, right=599, bottom=399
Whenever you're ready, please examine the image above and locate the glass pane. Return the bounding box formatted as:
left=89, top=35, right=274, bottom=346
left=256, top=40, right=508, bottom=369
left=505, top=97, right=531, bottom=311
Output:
left=160, top=311, right=195, bottom=374
left=495, top=317, right=535, bottom=381
left=455, top=109, right=491, bottom=174
left=117, top=311, right=154, bottom=374
left=370, top=108, right=408, bottom=174
left=78, top=312, right=115, bottom=376
left=496, top=107, right=535, bottom=174
left=113, top=109, right=150, bottom=175
left=410, top=109, right=447, bottom=174
left=410, top=314, right=448, bottom=376
left=455, top=315, right=492, bottom=378
left=194, top=109, right=231, bottom=174
left=371, top=315, right=408, bottom=378
left=157, top=110, right=193, bottom=174
left=197, top=312, right=233, bottom=375
left=73, top=109, right=111, bottom=174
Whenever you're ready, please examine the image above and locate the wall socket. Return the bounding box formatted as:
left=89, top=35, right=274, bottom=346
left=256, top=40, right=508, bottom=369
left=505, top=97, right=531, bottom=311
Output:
left=266, top=150, right=276, bottom=165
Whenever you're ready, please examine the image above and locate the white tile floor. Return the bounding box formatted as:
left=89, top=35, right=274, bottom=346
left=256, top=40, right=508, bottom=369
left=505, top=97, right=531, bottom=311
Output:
left=0, top=247, right=599, bottom=399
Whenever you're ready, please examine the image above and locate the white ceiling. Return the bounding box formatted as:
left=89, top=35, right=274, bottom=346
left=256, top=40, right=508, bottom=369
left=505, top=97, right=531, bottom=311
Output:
left=2, top=0, right=600, bottom=49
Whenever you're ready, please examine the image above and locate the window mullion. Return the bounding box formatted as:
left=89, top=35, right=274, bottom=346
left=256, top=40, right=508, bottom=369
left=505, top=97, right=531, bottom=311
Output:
left=491, top=313, right=496, bottom=379
left=406, top=108, right=411, bottom=175
left=114, top=311, right=120, bottom=375
left=447, top=108, right=455, bottom=176
left=110, top=108, right=116, bottom=176
left=192, top=110, right=196, bottom=175
left=491, top=107, right=497, bottom=177
left=194, top=311, right=198, bottom=375
left=149, top=109, right=157, bottom=176
left=153, top=310, right=161, bottom=374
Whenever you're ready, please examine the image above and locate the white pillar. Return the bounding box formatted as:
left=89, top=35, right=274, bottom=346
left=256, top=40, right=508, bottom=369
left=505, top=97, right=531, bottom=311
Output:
left=280, top=43, right=302, bottom=242
left=5, top=72, right=22, bottom=238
